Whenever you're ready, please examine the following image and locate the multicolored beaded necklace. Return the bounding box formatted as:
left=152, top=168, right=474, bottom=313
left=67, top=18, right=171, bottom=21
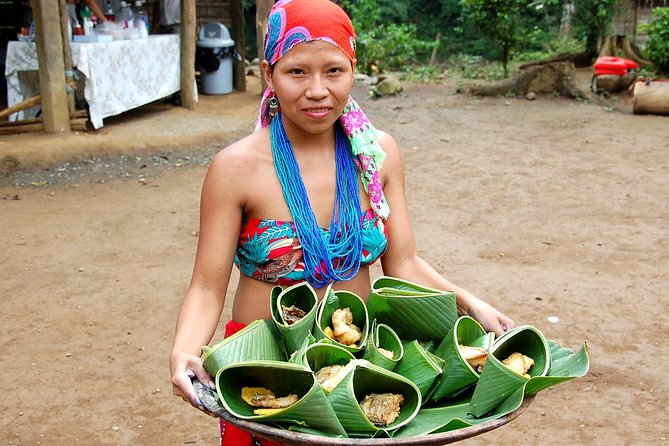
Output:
left=270, top=113, right=363, bottom=288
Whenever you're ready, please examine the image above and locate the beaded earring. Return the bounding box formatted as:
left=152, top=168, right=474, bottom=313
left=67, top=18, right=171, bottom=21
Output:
left=268, top=96, right=280, bottom=118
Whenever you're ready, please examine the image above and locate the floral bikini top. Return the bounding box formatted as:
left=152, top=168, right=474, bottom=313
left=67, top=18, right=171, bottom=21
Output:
left=234, top=209, right=388, bottom=285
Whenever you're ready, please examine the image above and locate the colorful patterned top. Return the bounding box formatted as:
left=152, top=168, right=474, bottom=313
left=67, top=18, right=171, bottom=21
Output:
left=234, top=209, right=388, bottom=285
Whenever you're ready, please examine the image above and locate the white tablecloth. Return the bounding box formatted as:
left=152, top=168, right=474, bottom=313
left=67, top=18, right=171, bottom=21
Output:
left=5, top=35, right=188, bottom=129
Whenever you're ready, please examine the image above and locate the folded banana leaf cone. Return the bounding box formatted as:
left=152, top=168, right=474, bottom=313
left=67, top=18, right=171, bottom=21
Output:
left=215, top=360, right=348, bottom=436
left=270, top=282, right=319, bottom=357
left=362, top=319, right=404, bottom=371
left=430, top=316, right=494, bottom=401
left=366, top=276, right=458, bottom=342
left=393, top=340, right=443, bottom=401
left=326, top=359, right=422, bottom=436
left=202, top=319, right=286, bottom=377
left=314, top=287, right=369, bottom=354
left=467, top=325, right=550, bottom=417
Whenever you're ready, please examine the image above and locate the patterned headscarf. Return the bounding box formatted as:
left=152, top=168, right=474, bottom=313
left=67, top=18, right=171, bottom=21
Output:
left=254, top=0, right=390, bottom=219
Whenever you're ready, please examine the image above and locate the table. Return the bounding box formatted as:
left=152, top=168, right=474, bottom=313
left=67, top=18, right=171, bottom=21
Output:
left=5, top=35, right=188, bottom=129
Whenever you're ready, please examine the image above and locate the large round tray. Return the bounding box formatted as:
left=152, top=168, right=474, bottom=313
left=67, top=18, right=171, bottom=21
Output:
left=194, top=380, right=535, bottom=446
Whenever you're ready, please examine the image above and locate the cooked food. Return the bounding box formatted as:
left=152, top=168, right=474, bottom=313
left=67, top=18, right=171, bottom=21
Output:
left=458, top=344, right=488, bottom=372
left=502, top=352, right=535, bottom=377
left=331, top=307, right=362, bottom=346
left=360, top=393, right=404, bottom=426
left=314, top=360, right=356, bottom=392
left=241, top=387, right=299, bottom=410
left=281, top=304, right=306, bottom=325
left=323, top=326, right=335, bottom=340
left=377, top=347, right=395, bottom=360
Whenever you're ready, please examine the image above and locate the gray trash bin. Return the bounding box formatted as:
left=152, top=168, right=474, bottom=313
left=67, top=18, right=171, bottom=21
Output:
left=196, top=22, right=235, bottom=95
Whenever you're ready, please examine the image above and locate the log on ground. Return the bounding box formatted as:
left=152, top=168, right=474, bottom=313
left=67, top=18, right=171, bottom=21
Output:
left=632, top=80, right=669, bottom=115
left=467, top=62, right=587, bottom=98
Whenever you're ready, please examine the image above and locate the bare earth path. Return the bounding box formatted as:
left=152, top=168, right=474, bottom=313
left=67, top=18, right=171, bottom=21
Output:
left=1, top=76, right=668, bottom=445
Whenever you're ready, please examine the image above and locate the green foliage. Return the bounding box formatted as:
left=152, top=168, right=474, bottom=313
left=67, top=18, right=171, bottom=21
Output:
left=641, top=8, right=669, bottom=75
left=460, top=0, right=527, bottom=77
left=341, top=0, right=436, bottom=74
left=571, top=0, right=618, bottom=56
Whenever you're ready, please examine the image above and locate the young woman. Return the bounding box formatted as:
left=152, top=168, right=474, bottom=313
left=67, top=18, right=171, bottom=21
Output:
left=170, top=1, right=515, bottom=443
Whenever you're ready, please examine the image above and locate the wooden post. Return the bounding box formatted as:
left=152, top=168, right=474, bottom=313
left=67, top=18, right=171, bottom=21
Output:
left=58, top=0, right=76, bottom=115
left=231, top=0, right=246, bottom=92
left=32, top=0, right=71, bottom=133
left=180, top=0, right=197, bottom=109
left=256, top=0, right=273, bottom=92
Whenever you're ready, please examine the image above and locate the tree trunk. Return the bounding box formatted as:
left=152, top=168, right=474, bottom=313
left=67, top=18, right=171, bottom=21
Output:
left=558, top=1, right=575, bottom=38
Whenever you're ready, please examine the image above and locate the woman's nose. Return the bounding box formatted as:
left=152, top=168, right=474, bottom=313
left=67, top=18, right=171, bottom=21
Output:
left=305, top=75, right=328, bottom=99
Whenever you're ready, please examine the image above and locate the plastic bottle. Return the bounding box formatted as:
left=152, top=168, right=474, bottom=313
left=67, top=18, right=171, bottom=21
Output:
left=115, top=1, right=134, bottom=28
left=134, top=0, right=150, bottom=35
left=104, top=0, right=115, bottom=21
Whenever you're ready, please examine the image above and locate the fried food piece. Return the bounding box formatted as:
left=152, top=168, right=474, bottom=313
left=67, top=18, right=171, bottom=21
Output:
left=502, top=352, right=535, bottom=377
left=360, top=393, right=404, bottom=426
left=323, top=326, right=335, bottom=340
left=241, top=387, right=299, bottom=409
left=377, top=347, right=395, bottom=360
left=458, top=344, right=488, bottom=372
left=331, top=308, right=362, bottom=346
left=315, top=360, right=356, bottom=392
left=253, top=408, right=284, bottom=415
left=281, top=304, right=306, bottom=325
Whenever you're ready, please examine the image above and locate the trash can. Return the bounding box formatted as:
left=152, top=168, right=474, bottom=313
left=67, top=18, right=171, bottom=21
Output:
left=196, top=22, right=235, bottom=94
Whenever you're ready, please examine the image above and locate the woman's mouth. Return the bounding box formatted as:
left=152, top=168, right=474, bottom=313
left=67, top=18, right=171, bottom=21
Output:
left=302, top=107, right=333, bottom=119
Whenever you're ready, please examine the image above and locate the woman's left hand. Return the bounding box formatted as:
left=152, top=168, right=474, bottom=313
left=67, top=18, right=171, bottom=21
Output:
left=464, top=296, right=515, bottom=337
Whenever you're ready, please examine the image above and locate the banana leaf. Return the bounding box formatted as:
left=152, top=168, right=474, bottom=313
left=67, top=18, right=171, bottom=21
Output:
left=362, top=319, right=403, bottom=370
left=430, top=316, right=493, bottom=401
left=270, top=282, right=319, bottom=357
left=468, top=325, right=550, bottom=417
left=394, top=387, right=526, bottom=437
left=201, top=319, right=286, bottom=377
left=524, top=340, right=590, bottom=395
left=302, top=342, right=356, bottom=373
left=314, top=287, right=369, bottom=354
left=393, top=340, right=443, bottom=401
left=366, top=276, right=458, bottom=342
left=326, top=360, right=422, bottom=436
left=215, top=360, right=347, bottom=436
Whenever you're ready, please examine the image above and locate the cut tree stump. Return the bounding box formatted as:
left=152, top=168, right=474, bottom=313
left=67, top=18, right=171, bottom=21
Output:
left=632, top=80, right=669, bottom=115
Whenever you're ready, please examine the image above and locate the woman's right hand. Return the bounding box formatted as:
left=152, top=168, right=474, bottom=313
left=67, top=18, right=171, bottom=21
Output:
left=170, top=351, right=216, bottom=415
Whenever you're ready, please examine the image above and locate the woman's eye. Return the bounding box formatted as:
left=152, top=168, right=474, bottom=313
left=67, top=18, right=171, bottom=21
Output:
left=328, top=67, right=343, bottom=74
left=290, top=69, right=305, bottom=75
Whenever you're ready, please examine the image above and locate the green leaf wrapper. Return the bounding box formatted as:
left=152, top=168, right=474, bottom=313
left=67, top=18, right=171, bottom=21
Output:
left=201, top=319, right=286, bottom=377
left=366, top=276, right=458, bottom=342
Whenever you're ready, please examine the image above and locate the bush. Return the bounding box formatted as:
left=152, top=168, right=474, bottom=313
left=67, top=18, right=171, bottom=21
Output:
left=642, top=8, right=669, bottom=76
left=356, top=23, right=435, bottom=74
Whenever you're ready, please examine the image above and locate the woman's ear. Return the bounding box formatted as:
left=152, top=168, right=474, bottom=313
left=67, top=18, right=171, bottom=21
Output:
left=261, top=60, right=274, bottom=90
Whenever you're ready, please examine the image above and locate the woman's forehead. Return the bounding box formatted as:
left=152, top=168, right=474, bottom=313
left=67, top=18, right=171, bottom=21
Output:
left=276, top=40, right=351, bottom=64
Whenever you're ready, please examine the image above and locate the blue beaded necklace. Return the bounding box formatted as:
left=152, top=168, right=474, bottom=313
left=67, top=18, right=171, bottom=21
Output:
left=270, top=113, right=363, bottom=288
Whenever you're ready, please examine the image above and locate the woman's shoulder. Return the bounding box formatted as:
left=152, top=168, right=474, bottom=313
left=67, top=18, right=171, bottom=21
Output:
left=208, top=128, right=272, bottom=178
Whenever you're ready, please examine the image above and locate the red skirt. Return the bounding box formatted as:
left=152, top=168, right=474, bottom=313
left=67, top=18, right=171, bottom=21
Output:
left=219, top=320, right=281, bottom=446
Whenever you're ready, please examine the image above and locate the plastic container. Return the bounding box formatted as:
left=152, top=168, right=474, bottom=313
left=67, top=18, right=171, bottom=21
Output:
left=196, top=22, right=236, bottom=95
left=134, top=0, right=150, bottom=34
left=594, top=56, right=639, bottom=76
left=115, top=1, right=134, bottom=28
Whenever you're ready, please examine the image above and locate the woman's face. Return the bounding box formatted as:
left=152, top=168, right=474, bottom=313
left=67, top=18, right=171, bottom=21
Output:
left=264, top=40, right=354, bottom=136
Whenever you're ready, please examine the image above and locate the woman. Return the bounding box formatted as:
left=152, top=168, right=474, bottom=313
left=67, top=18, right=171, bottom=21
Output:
left=170, top=0, right=515, bottom=443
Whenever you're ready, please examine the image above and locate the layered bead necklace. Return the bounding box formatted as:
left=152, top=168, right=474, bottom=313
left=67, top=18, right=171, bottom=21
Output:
left=270, top=113, right=363, bottom=288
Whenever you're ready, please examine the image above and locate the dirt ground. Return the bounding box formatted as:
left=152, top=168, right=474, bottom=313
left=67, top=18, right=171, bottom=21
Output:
left=1, top=72, right=668, bottom=446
